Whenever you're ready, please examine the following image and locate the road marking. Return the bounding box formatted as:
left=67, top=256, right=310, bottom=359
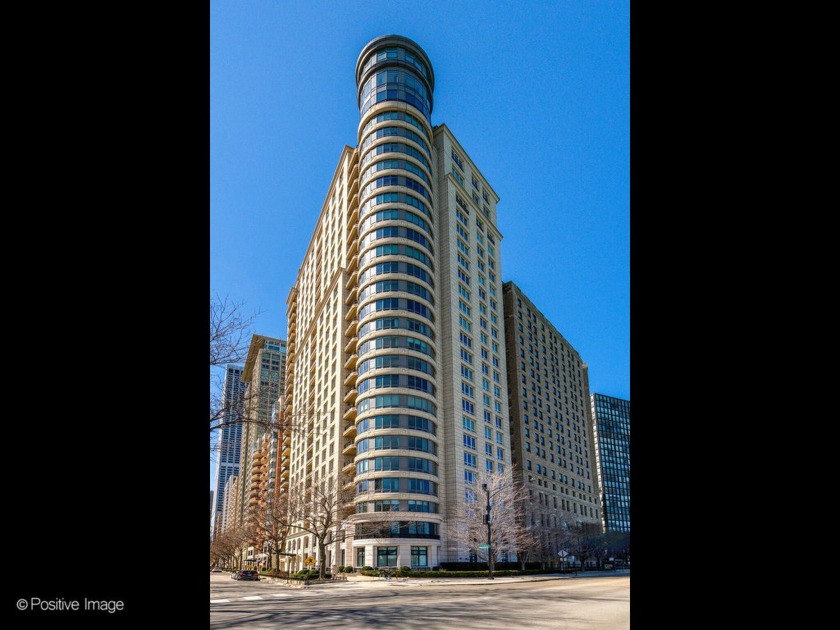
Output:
left=210, top=599, right=231, bottom=603
left=241, top=596, right=263, bottom=600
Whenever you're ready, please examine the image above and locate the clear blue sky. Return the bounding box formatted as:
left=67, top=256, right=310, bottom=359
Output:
left=210, top=0, right=629, bottom=490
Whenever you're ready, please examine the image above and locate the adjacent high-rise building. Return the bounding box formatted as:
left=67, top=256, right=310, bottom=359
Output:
left=283, top=35, right=510, bottom=571
left=234, top=336, right=286, bottom=528
left=220, top=474, right=239, bottom=535
left=502, top=281, right=602, bottom=549
left=591, top=393, right=630, bottom=532
left=211, top=364, right=245, bottom=537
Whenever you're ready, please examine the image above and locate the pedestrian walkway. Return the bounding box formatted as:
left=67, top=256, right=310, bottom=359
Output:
left=213, top=569, right=630, bottom=601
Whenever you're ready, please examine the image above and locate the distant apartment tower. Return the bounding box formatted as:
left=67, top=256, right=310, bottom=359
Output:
left=502, top=281, right=601, bottom=548
left=591, top=394, right=630, bottom=532
left=212, top=364, right=245, bottom=536
left=283, top=35, right=510, bottom=571
left=220, top=474, right=239, bottom=535
left=235, top=336, right=286, bottom=528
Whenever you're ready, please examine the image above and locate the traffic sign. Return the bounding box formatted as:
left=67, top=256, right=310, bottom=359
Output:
left=304, top=556, right=316, bottom=566
left=558, top=550, right=568, bottom=557
left=477, top=544, right=490, bottom=549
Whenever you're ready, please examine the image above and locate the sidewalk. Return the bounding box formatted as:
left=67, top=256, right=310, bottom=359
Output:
left=261, top=569, right=629, bottom=589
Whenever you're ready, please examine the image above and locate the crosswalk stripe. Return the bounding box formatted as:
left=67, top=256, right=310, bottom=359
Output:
left=241, top=596, right=263, bottom=600
left=210, top=599, right=231, bottom=603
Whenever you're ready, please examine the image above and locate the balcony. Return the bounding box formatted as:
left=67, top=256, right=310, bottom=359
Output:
left=346, top=303, right=358, bottom=320
left=342, top=423, right=357, bottom=439
left=346, top=252, right=358, bottom=275
left=343, top=407, right=357, bottom=422
left=342, top=441, right=357, bottom=456
left=345, top=286, right=358, bottom=306
left=282, top=444, right=290, bottom=457
left=347, top=222, right=359, bottom=244
left=343, top=388, right=357, bottom=405
left=349, top=160, right=359, bottom=190
left=344, top=320, right=358, bottom=337
left=344, top=336, right=358, bottom=354
left=342, top=461, right=356, bottom=475
left=284, top=434, right=291, bottom=446
left=343, top=371, right=357, bottom=388
left=344, top=353, right=357, bottom=370
left=346, top=237, right=359, bottom=259
left=281, top=467, right=289, bottom=480
left=347, top=199, right=359, bottom=225
left=346, top=279, right=358, bottom=299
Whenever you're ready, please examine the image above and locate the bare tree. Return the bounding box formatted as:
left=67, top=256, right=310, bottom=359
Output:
left=210, top=295, right=259, bottom=367
left=601, top=530, right=630, bottom=566
left=509, top=519, right=541, bottom=570
left=563, top=521, right=604, bottom=570
left=250, top=490, right=293, bottom=575
left=209, top=295, right=260, bottom=448
left=286, top=474, right=355, bottom=579
left=210, top=525, right=252, bottom=570
left=445, top=470, right=530, bottom=574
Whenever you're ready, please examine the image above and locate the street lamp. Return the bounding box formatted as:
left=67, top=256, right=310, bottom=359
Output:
left=481, top=483, right=494, bottom=580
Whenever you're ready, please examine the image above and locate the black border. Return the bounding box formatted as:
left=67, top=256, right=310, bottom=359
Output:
left=6, top=4, right=208, bottom=625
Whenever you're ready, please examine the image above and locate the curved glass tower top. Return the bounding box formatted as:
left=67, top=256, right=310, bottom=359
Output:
left=355, top=35, right=435, bottom=122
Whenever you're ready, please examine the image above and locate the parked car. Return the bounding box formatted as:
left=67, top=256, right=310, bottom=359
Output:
left=233, top=570, right=260, bottom=581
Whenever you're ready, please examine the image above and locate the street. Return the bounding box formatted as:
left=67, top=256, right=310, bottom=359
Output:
left=210, top=572, right=630, bottom=629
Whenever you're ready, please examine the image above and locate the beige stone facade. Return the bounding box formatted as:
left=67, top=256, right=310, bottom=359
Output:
left=282, top=36, right=512, bottom=571
left=502, top=281, right=602, bottom=550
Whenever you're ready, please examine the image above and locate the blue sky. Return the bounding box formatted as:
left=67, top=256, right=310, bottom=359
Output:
left=210, top=0, right=629, bottom=491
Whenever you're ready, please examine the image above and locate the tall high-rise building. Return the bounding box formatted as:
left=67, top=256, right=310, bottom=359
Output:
left=502, top=281, right=602, bottom=547
left=211, top=364, right=245, bottom=537
left=220, top=474, right=239, bottom=535
left=284, top=35, right=510, bottom=571
left=235, top=336, right=286, bottom=528
left=591, top=393, right=630, bottom=532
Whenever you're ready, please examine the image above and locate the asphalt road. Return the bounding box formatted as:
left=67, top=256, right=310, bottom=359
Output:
left=210, top=573, right=630, bottom=629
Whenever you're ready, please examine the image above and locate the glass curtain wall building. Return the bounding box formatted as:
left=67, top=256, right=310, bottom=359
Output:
left=591, top=393, right=630, bottom=532
left=211, top=364, right=244, bottom=537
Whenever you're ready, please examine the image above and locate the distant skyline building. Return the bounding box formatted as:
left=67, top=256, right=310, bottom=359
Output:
left=502, top=281, right=601, bottom=552
left=212, top=364, right=245, bottom=537
left=283, top=34, right=511, bottom=571
left=591, top=393, right=630, bottom=532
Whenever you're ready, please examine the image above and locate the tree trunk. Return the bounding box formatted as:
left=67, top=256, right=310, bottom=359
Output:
left=318, top=539, right=327, bottom=579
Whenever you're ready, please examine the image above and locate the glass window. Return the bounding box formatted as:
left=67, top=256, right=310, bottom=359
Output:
left=411, top=546, right=429, bottom=568
left=377, top=546, right=398, bottom=567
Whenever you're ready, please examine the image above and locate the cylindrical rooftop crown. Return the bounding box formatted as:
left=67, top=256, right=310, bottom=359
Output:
left=355, top=35, right=435, bottom=121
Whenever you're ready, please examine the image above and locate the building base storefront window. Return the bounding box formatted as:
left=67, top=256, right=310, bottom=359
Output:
left=411, top=546, right=428, bottom=568
left=376, top=546, right=398, bottom=567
